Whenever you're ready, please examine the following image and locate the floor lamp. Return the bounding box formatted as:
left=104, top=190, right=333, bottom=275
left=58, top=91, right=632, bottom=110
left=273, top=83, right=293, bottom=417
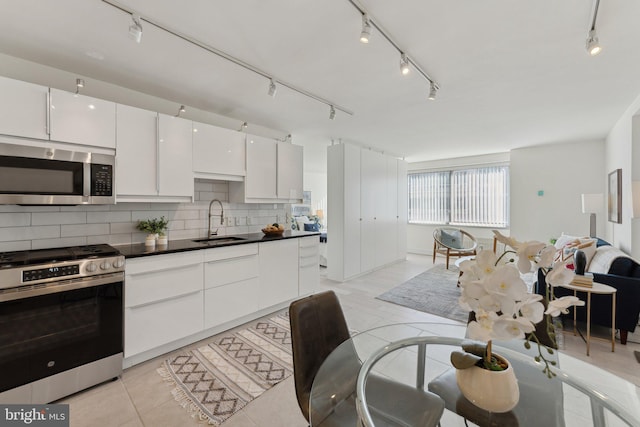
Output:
left=581, top=193, right=603, bottom=237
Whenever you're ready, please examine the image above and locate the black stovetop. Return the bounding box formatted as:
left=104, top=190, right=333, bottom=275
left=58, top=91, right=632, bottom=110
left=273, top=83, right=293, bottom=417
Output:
left=0, top=244, right=120, bottom=268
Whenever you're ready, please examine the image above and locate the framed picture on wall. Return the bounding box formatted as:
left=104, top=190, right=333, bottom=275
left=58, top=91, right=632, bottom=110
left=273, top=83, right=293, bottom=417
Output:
left=608, top=168, right=622, bottom=223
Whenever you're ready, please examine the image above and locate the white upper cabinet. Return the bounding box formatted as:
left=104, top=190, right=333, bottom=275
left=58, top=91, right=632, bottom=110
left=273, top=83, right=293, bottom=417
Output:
left=277, top=142, right=303, bottom=200
left=116, top=104, right=158, bottom=197
left=49, top=88, right=116, bottom=149
left=116, top=107, right=193, bottom=202
left=0, top=76, right=49, bottom=140
left=241, top=134, right=278, bottom=199
left=192, top=121, right=245, bottom=178
left=158, top=114, right=194, bottom=198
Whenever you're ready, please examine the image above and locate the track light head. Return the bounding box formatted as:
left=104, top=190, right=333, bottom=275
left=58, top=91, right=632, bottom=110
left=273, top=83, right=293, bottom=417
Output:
left=129, top=14, right=143, bottom=43
left=175, top=105, right=185, bottom=117
left=360, top=14, right=372, bottom=43
left=238, top=121, right=248, bottom=131
left=586, top=29, right=601, bottom=56
left=329, top=105, right=336, bottom=120
left=268, top=79, right=277, bottom=97
left=428, top=82, right=437, bottom=100
left=400, top=53, right=410, bottom=75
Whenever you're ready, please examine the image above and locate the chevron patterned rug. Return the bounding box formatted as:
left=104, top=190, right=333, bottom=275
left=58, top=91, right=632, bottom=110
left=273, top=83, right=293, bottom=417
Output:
left=157, top=312, right=292, bottom=425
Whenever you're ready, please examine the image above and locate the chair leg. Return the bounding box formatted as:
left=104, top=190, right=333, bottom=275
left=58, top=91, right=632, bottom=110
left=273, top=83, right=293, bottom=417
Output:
left=620, top=330, right=628, bottom=344
left=445, top=250, right=450, bottom=270
left=433, top=241, right=436, bottom=264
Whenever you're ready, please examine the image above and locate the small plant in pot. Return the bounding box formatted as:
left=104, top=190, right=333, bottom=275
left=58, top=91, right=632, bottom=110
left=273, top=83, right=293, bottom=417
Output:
left=137, top=216, right=169, bottom=247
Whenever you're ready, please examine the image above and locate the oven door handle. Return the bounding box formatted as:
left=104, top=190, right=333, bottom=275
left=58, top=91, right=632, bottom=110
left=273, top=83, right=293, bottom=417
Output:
left=0, top=272, right=124, bottom=303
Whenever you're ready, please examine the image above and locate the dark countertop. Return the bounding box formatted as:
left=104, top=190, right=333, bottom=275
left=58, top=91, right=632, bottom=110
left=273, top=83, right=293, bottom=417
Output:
left=115, top=230, right=321, bottom=259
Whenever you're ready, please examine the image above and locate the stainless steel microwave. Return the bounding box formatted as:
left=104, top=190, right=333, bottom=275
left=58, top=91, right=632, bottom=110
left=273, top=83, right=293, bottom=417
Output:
left=0, top=142, right=115, bottom=205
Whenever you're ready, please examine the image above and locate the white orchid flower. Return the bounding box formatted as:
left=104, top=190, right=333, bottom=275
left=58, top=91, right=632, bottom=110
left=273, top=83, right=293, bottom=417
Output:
left=545, top=296, right=585, bottom=317
left=517, top=293, right=545, bottom=324
left=516, top=241, right=546, bottom=273
left=492, top=230, right=523, bottom=250
left=458, top=280, right=487, bottom=310
left=467, top=310, right=499, bottom=341
left=538, top=245, right=557, bottom=269
left=492, top=316, right=536, bottom=340
left=459, top=249, right=497, bottom=281
left=545, top=258, right=575, bottom=287
left=485, top=265, right=528, bottom=301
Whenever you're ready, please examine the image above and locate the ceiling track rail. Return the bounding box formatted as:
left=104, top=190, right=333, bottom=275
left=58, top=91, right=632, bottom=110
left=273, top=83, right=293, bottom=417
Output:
left=101, top=0, right=355, bottom=116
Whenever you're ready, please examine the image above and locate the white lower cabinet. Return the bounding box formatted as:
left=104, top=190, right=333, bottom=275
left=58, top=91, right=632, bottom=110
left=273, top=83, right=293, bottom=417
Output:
left=124, top=252, right=204, bottom=358
left=298, top=236, right=319, bottom=295
left=259, top=239, right=299, bottom=308
left=203, top=245, right=260, bottom=329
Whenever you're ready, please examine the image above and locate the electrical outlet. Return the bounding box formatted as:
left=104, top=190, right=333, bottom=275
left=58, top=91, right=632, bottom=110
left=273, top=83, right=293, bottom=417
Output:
left=235, top=217, right=241, bottom=226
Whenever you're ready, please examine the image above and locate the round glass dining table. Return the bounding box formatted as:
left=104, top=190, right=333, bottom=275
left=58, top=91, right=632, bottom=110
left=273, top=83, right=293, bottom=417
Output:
left=309, top=322, right=640, bottom=427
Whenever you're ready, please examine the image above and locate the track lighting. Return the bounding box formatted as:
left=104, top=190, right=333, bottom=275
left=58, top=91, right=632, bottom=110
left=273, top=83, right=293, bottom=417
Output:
left=586, top=29, right=601, bottom=56
left=175, top=105, right=185, bottom=117
left=129, top=14, right=143, bottom=43
left=428, top=82, right=437, bottom=100
left=75, top=78, right=84, bottom=94
left=238, top=121, right=248, bottom=131
left=268, top=79, right=277, bottom=97
left=329, top=106, right=336, bottom=120
left=586, top=0, right=602, bottom=56
left=400, top=53, right=410, bottom=75
left=360, top=14, right=372, bottom=43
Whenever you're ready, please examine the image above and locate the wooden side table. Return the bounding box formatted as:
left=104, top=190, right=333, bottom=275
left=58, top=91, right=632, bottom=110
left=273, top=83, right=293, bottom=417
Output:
left=554, top=281, right=616, bottom=356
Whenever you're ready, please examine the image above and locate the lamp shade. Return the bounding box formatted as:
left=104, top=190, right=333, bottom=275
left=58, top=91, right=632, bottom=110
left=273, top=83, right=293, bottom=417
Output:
left=581, top=193, right=603, bottom=214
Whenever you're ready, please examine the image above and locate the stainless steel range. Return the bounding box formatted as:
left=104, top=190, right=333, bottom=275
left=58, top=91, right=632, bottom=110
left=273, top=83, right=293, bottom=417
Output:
left=0, top=244, right=124, bottom=404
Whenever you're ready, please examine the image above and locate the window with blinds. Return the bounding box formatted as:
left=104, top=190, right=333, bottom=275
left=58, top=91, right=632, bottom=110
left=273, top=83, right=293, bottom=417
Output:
left=408, top=166, right=509, bottom=227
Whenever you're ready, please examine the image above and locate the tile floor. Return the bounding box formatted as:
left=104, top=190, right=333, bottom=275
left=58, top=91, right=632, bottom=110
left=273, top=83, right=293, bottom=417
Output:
left=61, top=254, right=640, bottom=426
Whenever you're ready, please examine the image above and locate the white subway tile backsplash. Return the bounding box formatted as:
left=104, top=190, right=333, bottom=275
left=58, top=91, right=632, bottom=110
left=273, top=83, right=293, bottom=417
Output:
left=0, top=226, right=60, bottom=241
left=32, top=212, right=87, bottom=226
left=0, top=213, right=31, bottom=227
left=61, top=223, right=110, bottom=237
left=0, top=182, right=289, bottom=251
left=0, top=240, right=31, bottom=251
left=87, top=211, right=132, bottom=224
left=32, top=237, right=88, bottom=250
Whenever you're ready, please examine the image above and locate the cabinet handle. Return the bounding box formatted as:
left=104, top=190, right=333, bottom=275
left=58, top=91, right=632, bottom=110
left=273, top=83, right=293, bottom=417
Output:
left=156, top=115, right=160, bottom=194
left=46, top=91, right=50, bottom=136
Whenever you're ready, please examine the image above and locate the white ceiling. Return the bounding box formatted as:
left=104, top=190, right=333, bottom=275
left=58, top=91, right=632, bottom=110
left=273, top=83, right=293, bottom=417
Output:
left=1, top=0, right=639, bottom=165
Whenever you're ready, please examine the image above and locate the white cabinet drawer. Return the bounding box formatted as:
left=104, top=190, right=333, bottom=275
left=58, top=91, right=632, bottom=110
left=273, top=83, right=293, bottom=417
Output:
left=125, top=251, right=203, bottom=275
left=204, top=255, right=259, bottom=289
left=204, top=278, right=260, bottom=329
left=299, top=236, right=319, bottom=248
left=125, top=290, right=203, bottom=358
left=299, top=255, right=319, bottom=269
left=299, top=245, right=319, bottom=258
left=203, top=244, right=258, bottom=262
left=299, top=263, right=319, bottom=296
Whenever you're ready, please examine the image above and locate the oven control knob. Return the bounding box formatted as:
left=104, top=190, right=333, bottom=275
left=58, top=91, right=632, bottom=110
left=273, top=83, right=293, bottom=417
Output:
left=100, top=261, right=111, bottom=270
left=113, top=259, right=125, bottom=269
left=86, top=262, right=97, bottom=273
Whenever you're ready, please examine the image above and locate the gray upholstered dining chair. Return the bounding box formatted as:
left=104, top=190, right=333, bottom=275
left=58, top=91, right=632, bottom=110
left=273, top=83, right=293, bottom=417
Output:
left=289, top=291, right=445, bottom=426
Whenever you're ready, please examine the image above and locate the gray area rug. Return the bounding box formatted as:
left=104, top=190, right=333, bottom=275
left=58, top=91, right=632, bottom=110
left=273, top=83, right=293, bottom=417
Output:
left=376, top=264, right=470, bottom=323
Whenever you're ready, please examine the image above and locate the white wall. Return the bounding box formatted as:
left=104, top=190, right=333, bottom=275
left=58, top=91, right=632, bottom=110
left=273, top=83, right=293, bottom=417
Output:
left=605, top=92, right=640, bottom=256
left=510, top=140, right=605, bottom=242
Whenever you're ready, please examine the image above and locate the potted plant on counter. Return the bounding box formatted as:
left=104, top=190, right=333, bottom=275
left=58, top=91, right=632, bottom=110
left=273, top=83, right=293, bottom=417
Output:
left=137, top=216, right=169, bottom=248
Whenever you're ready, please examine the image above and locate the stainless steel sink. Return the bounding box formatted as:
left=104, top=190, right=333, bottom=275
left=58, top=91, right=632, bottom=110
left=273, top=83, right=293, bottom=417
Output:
left=192, top=236, right=247, bottom=244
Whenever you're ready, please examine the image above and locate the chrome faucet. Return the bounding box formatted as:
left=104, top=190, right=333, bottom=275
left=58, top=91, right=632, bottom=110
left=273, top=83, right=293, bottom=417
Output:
left=208, top=199, right=224, bottom=237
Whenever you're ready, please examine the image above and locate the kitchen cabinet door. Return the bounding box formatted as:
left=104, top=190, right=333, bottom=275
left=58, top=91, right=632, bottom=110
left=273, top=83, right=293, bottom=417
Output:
left=0, top=76, right=49, bottom=140
left=158, top=114, right=194, bottom=198
left=116, top=104, right=158, bottom=197
left=259, top=239, right=298, bottom=308
left=192, top=121, right=245, bottom=177
left=378, top=156, right=398, bottom=266
left=244, top=134, right=277, bottom=199
left=49, top=88, right=116, bottom=149
left=277, top=142, right=303, bottom=200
